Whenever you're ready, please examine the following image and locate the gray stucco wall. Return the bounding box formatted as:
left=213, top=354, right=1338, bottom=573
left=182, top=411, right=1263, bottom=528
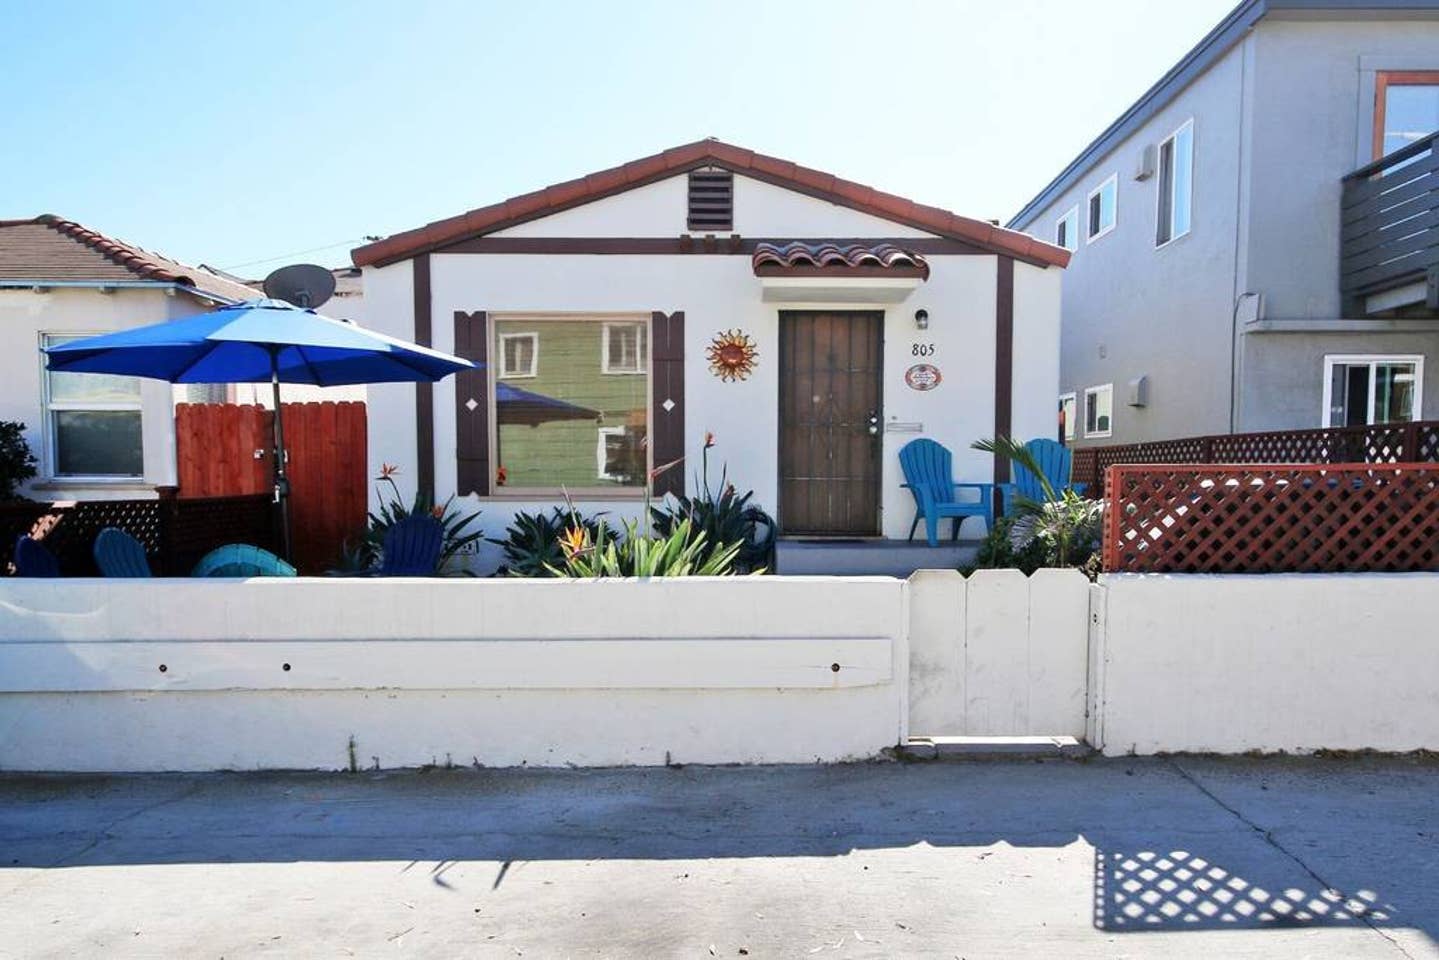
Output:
left=1020, top=41, right=1249, bottom=446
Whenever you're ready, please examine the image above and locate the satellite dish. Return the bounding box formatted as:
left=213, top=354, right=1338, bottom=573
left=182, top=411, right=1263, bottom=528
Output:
left=263, top=263, right=337, bottom=309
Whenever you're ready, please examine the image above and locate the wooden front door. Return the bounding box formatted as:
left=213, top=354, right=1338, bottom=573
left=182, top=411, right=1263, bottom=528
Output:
left=777, top=311, right=884, bottom=536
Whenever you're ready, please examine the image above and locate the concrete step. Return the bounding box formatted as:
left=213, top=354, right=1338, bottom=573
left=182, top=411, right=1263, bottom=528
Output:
left=775, top=538, right=979, bottom=576
left=901, top=736, right=1092, bottom=761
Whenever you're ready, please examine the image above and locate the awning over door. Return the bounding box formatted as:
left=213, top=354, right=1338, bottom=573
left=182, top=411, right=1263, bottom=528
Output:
left=752, top=241, right=929, bottom=303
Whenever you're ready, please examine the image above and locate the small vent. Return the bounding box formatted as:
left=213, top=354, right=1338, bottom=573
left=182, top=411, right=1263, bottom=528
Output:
left=688, top=169, right=733, bottom=232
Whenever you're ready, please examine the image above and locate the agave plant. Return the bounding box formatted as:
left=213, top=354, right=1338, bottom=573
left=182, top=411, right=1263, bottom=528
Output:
left=349, top=464, right=484, bottom=574
left=651, top=432, right=774, bottom=574
left=971, top=437, right=1103, bottom=570
left=489, top=506, right=614, bottom=577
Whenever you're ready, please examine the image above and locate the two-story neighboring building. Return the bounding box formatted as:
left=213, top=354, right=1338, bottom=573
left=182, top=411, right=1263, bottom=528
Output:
left=1009, top=0, right=1439, bottom=447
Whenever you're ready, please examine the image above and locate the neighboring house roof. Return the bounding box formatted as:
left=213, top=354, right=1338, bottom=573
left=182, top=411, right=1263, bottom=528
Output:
left=1006, top=0, right=1439, bottom=231
left=752, top=241, right=930, bottom=279
left=352, top=138, right=1070, bottom=269
left=0, top=215, right=256, bottom=303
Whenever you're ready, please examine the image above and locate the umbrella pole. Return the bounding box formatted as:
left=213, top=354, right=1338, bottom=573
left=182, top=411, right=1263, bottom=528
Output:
left=269, top=349, right=292, bottom=562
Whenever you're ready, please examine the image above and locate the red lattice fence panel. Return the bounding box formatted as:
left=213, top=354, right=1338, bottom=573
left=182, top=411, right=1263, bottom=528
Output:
left=1072, top=421, right=1439, bottom=498
left=1102, top=463, right=1439, bottom=574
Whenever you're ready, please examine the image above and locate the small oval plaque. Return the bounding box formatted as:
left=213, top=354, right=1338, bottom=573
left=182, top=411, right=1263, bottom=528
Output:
left=904, top=363, right=942, bottom=391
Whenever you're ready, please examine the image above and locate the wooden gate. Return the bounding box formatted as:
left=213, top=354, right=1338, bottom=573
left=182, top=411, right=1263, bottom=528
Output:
left=175, top=402, right=367, bottom=573
left=777, top=311, right=884, bottom=536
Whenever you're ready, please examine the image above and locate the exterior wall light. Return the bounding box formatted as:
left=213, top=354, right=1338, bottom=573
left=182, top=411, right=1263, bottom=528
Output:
left=914, top=309, right=929, bottom=330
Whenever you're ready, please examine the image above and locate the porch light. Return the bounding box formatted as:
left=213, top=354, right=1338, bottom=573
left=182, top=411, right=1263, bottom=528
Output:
left=914, top=309, right=929, bottom=330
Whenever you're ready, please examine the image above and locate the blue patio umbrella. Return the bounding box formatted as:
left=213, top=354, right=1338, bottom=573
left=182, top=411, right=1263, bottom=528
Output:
left=44, top=298, right=475, bottom=559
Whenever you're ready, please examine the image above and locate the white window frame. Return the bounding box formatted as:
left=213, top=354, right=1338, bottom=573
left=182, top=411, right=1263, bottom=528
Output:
left=497, top=332, right=538, bottom=379
left=1155, top=118, right=1194, bottom=249
left=1054, top=206, right=1079, bottom=252
left=40, top=332, right=144, bottom=481
left=595, top=426, right=628, bottom=481
left=1083, top=383, right=1114, bottom=439
left=1086, top=174, right=1118, bottom=243
left=1059, top=391, right=1078, bottom=442
left=601, top=321, right=648, bottom=375
left=1321, top=354, right=1424, bottom=427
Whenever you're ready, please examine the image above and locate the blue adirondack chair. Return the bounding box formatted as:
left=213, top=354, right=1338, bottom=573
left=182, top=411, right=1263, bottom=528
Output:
left=192, top=543, right=297, bottom=578
left=377, top=513, right=444, bottom=576
left=94, top=527, right=152, bottom=578
left=13, top=535, right=60, bottom=578
left=899, top=438, right=998, bottom=547
left=1008, top=438, right=1088, bottom=503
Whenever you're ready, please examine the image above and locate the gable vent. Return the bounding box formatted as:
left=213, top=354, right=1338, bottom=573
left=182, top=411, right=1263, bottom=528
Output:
left=687, top=169, right=733, bottom=232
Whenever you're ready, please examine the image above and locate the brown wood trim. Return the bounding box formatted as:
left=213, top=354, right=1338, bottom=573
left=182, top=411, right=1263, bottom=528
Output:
left=753, top=265, right=928, bottom=279
left=993, top=256, right=1015, bottom=498
left=436, top=236, right=996, bottom=257
left=1373, top=71, right=1439, bottom=160
left=650, top=310, right=685, bottom=499
left=454, top=310, right=489, bottom=497
left=413, top=254, right=434, bottom=502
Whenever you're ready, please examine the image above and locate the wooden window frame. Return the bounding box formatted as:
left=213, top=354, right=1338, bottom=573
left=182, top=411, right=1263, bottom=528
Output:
left=1083, top=383, right=1114, bottom=439
left=487, top=312, right=653, bottom=500
left=1086, top=175, right=1118, bottom=243
left=496, top=331, right=538, bottom=379
left=1321, top=354, right=1424, bottom=428
left=1373, top=71, right=1439, bottom=160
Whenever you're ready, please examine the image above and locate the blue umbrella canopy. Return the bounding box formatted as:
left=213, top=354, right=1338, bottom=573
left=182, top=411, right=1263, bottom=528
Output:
left=43, top=298, right=473, bottom=385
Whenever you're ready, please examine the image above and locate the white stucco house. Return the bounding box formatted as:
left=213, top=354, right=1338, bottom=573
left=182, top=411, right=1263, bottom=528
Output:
left=351, top=139, right=1069, bottom=573
left=0, top=215, right=257, bottom=501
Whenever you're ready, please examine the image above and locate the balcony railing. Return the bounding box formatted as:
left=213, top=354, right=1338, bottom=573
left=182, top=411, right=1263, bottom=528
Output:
left=1340, top=130, right=1439, bottom=315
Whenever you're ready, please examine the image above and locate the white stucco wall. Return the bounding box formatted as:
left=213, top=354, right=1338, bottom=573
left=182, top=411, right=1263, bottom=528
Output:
left=0, top=286, right=200, bottom=500
left=1091, top=573, right=1439, bottom=756
left=0, top=576, right=905, bottom=771
left=363, top=173, right=1063, bottom=573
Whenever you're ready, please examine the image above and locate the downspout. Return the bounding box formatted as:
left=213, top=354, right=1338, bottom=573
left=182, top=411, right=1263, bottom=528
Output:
left=1228, top=30, right=1254, bottom=434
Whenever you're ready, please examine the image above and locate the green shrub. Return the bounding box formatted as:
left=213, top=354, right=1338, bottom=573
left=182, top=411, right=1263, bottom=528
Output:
left=548, top=514, right=743, bottom=578
left=650, top=433, right=774, bottom=574
left=490, top=506, right=614, bottom=577
left=968, top=436, right=1104, bottom=576
left=346, top=464, right=483, bottom=574
left=0, top=421, right=37, bottom=501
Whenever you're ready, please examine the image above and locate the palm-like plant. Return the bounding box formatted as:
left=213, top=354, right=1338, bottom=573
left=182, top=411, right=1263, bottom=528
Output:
left=971, top=437, right=1102, bottom=569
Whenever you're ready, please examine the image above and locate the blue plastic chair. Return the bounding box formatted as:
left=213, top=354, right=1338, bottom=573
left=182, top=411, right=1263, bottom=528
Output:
left=1010, top=438, right=1088, bottom=502
left=378, top=514, right=444, bottom=576
left=94, top=527, right=152, bottom=578
left=13, top=535, right=60, bottom=578
left=192, top=543, right=297, bottom=578
left=899, top=439, right=998, bottom=547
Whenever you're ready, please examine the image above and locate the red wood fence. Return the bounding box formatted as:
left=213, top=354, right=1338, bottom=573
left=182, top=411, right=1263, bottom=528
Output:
left=1101, top=463, right=1439, bottom=574
left=1072, top=420, right=1439, bottom=498
left=175, top=402, right=367, bottom=573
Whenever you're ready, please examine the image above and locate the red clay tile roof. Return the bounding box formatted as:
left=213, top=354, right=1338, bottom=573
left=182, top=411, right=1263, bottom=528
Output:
left=0, top=215, right=257, bottom=303
left=352, top=139, right=1071, bottom=270
left=752, top=241, right=930, bottom=279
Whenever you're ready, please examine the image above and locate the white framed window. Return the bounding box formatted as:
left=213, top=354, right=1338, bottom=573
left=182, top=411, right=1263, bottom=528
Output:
left=1059, top=392, right=1078, bottom=442
left=41, top=333, right=144, bottom=478
left=1083, top=384, right=1113, bottom=438
left=1086, top=175, right=1117, bottom=242
left=595, top=426, right=629, bottom=481
left=1054, top=206, right=1079, bottom=252
left=1156, top=119, right=1194, bottom=247
left=601, top=321, right=648, bottom=375
left=497, top=332, right=538, bottom=378
left=1322, top=355, right=1423, bottom=427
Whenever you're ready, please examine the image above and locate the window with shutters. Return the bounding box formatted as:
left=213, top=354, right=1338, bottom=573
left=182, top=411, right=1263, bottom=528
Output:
left=490, top=314, right=650, bottom=494
left=687, top=169, right=733, bottom=232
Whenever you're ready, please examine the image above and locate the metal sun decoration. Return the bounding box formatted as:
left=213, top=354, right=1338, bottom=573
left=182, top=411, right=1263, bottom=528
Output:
left=706, top=329, right=758, bottom=382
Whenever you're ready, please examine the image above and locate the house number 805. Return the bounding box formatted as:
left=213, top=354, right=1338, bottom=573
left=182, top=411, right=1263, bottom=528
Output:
left=911, top=343, right=935, bottom=357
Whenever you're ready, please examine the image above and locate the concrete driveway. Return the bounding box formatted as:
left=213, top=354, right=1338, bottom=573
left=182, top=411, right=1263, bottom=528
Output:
left=0, top=757, right=1435, bottom=958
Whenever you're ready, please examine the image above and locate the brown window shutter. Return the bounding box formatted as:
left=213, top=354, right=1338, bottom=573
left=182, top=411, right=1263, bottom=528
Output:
left=454, top=310, right=490, bottom=497
left=687, top=170, right=732, bottom=232
left=650, top=310, right=685, bottom=499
